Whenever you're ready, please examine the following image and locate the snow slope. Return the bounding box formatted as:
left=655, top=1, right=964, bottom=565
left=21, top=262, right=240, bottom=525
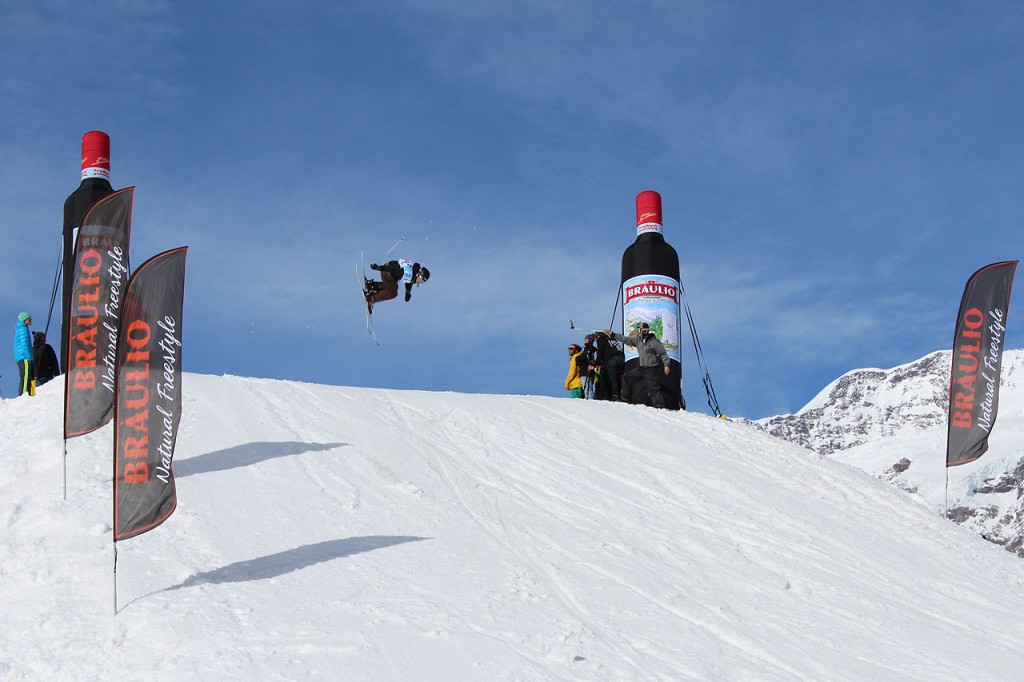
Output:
left=3, top=375, right=1024, bottom=680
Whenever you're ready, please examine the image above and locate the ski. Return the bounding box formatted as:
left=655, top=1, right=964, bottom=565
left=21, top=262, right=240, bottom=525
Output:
left=357, top=255, right=379, bottom=345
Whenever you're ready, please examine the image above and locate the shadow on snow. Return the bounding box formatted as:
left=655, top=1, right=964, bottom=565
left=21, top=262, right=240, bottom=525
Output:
left=167, top=536, right=429, bottom=590
left=173, top=441, right=348, bottom=477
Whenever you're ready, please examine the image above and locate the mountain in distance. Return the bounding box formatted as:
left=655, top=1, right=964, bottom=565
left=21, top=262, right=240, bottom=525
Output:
left=755, top=349, right=1024, bottom=558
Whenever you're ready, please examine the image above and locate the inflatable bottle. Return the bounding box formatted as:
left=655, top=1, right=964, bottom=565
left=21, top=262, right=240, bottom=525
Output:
left=61, top=131, right=115, bottom=372
left=620, top=190, right=684, bottom=409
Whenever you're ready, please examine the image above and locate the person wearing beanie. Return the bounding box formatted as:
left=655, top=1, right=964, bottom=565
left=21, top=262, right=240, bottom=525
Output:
left=13, top=313, right=34, bottom=396
left=580, top=334, right=598, bottom=399
left=363, top=259, right=430, bottom=311
left=32, top=331, right=60, bottom=387
left=593, top=331, right=625, bottom=401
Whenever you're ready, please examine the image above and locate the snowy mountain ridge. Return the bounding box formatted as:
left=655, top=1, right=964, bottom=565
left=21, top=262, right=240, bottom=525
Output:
left=756, top=350, right=952, bottom=454
left=757, top=349, right=1024, bottom=558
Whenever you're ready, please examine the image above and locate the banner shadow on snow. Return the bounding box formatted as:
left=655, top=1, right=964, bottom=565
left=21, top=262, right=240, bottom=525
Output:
left=168, top=536, right=430, bottom=590
left=173, top=441, right=348, bottom=477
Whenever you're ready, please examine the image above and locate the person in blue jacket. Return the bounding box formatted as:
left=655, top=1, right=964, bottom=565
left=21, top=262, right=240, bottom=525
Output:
left=13, top=312, right=33, bottom=396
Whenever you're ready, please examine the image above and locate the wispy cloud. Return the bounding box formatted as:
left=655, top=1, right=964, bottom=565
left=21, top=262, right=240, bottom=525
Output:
left=0, top=1, right=184, bottom=130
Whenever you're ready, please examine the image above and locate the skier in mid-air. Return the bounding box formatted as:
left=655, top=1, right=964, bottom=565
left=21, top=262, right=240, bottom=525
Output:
left=364, top=259, right=430, bottom=310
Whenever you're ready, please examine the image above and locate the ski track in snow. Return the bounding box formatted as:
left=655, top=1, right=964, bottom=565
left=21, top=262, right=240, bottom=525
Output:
left=4, top=376, right=1024, bottom=680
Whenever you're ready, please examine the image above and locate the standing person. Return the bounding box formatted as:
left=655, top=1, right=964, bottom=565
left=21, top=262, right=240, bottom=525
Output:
left=364, top=259, right=430, bottom=309
left=594, top=331, right=625, bottom=401
left=13, top=313, right=33, bottom=396
left=565, top=343, right=584, bottom=399
left=32, top=331, right=60, bottom=386
left=606, top=323, right=670, bottom=408
left=581, top=335, right=598, bottom=399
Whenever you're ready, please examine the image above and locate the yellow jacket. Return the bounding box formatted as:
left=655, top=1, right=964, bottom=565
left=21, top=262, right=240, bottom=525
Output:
left=565, top=352, right=582, bottom=390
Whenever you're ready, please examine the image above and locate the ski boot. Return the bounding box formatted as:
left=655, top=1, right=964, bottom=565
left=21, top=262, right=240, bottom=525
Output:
left=364, top=280, right=380, bottom=312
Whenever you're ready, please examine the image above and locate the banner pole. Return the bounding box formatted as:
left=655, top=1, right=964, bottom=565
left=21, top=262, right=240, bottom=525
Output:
left=63, top=439, right=67, bottom=501
left=113, top=542, right=118, bottom=615
left=944, top=466, right=949, bottom=519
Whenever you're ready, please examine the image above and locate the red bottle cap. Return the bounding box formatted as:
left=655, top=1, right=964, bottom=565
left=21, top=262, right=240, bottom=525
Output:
left=81, top=130, right=111, bottom=180
left=635, top=190, right=663, bottom=236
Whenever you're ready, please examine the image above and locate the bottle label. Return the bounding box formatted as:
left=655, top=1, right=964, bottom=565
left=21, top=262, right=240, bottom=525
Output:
left=622, top=274, right=681, bottom=363
left=82, top=166, right=111, bottom=180
left=636, top=221, right=663, bottom=236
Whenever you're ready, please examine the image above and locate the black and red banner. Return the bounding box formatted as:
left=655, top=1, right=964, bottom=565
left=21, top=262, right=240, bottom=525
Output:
left=114, top=247, right=187, bottom=541
left=64, top=187, right=134, bottom=438
left=946, top=261, right=1017, bottom=467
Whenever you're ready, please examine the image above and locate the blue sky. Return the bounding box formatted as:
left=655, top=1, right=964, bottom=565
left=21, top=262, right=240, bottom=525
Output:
left=2, top=0, right=1022, bottom=418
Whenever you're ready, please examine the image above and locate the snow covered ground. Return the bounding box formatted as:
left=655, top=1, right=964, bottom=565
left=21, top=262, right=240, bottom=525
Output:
left=3, top=374, right=1024, bottom=680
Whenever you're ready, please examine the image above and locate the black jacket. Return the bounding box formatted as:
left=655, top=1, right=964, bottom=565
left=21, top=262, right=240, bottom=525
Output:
left=595, top=334, right=623, bottom=366
left=32, top=333, right=60, bottom=385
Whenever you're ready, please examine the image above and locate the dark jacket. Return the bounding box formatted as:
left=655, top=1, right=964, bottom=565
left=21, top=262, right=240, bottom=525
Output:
left=582, top=341, right=597, bottom=373
left=595, top=334, right=624, bottom=367
left=575, top=349, right=591, bottom=378
left=32, top=332, right=60, bottom=385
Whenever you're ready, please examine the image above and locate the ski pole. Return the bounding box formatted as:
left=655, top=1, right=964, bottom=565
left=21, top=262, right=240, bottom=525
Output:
left=380, top=237, right=405, bottom=262
left=569, top=319, right=608, bottom=334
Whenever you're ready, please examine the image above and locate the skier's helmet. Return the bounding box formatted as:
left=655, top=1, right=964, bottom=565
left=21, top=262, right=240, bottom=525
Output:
left=419, top=267, right=430, bottom=282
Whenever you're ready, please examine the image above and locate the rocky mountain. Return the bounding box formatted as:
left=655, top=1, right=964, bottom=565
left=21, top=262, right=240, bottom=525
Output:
left=753, top=350, right=1024, bottom=558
